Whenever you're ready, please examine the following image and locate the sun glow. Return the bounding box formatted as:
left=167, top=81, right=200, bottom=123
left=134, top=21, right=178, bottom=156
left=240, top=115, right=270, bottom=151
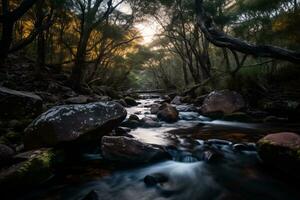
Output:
left=135, top=20, right=160, bottom=45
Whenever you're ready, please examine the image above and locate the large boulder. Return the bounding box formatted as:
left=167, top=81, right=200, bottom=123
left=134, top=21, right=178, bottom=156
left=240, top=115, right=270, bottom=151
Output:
left=101, top=136, right=169, bottom=163
left=24, top=102, right=127, bottom=149
left=201, top=90, right=245, bottom=114
left=157, top=104, right=179, bottom=123
left=257, top=132, right=300, bottom=177
left=0, top=86, right=43, bottom=119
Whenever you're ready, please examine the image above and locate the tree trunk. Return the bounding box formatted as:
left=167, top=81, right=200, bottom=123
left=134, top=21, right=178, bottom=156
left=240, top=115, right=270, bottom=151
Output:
left=35, top=0, right=45, bottom=76
left=195, top=0, right=300, bottom=64
left=70, top=27, right=91, bottom=89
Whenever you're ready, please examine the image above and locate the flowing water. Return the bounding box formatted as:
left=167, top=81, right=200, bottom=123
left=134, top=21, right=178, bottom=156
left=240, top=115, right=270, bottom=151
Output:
left=21, top=94, right=300, bottom=200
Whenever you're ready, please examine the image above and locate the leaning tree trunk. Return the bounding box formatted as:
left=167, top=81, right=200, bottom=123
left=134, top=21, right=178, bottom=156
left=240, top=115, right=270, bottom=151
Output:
left=194, top=0, right=300, bottom=64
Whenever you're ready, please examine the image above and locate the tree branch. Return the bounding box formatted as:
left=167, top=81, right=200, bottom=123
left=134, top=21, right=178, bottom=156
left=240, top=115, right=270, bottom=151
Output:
left=195, top=0, right=300, bottom=64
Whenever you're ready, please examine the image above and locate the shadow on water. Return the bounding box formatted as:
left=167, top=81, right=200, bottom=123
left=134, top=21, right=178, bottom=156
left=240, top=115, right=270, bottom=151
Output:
left=22, top=94, right=300, bottom=200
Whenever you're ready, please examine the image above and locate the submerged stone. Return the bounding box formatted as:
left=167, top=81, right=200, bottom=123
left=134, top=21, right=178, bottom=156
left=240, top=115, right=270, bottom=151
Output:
left=101, top=136, right=170, bottom=163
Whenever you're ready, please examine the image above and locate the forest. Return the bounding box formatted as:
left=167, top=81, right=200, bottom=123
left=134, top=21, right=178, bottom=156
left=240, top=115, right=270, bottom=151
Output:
left=0, top=0, right=300, bottom=199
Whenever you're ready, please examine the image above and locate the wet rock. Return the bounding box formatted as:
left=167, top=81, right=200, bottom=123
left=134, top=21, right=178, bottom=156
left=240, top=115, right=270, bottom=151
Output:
left=65, top=95, right=89, bottom=104
left=205, top=139, right=233, bottom=146
left=114, top=127, right=131, bottom=136
left=97, top=96, right=112, bottom=102
left=124, top=96, right=138, bottom=107
left=0, top=86, right=43, bottom=119
left=171, top=96, right=182, bottom=105
left=144, top=173, right=168, bottom=186
left=233, top=143, right=256, bottom=152
left=201, top=90, right=245, bottom=114
left=24, top=102, right=127, bottom=149
left=115, top=99, right=128, bottom=107
left=150, top=104, right=160, bottom=114
left=120, top=120, right=140, bottom=129
left=101, top=136, right=170, bottom=163
left=0, top=144, right=15, bottom=166
left=141, top=117, right=161, bottom=128
left=0, top=149, right=55, bottom=191
left=129, top=114, right=140, bottom=121
left=202, top=150, right=223, bottom=163
left=162, top=95, right=171, bottom=103
left=257, top=132, right=300, bottom=177
left=157, top=104, right=179, bottom=123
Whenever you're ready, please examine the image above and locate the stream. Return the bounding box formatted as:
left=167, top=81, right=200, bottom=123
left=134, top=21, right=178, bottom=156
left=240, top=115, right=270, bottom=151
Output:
left=21, top=94, right=300, bottom=200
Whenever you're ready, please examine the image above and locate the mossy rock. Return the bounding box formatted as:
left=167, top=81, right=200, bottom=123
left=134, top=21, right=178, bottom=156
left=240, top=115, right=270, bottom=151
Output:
left=223, top=112, right=254, bottom=122
left=0, top=148, right=56, bottom=191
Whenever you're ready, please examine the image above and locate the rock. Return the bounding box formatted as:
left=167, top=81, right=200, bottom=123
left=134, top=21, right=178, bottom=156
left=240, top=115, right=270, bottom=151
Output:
left=24, top=102, right=127, bottom=149
left=257, top=132, right=300, bottom=177
left=141, top=117, right=161, bottom=128
left=114, top=127, right=131, bottom=136
left=120, top=119, right=140, bottom=129
left=65, top=95, right=89, bottom=104
left=233, top=143, right=256, bottom=152
left=0, top=149, right=55, bottom=191
left=129, top=114, right=140, bottom=121
left=157, top=104, right=179, bottom=123
left=150, top=104, right=160, bottom=114
left=0, top=144, right=15, bottom=166
left=97, top=96, right=112, bottom=102
left=101, top=136, right=170, bottom=163
left=0, top=86, right=43, bottom=119
left=144, top=173, right=168, bottom=186
left=162, top=95, right=171, bottom=103
left=171, top=96, right=182, bottom=105
left=115, top=99, right=128, bottom=107
left=124, top=96, right=138, bottom=107
left=202, top=150, right=223, bottom=163
left=201, top=90, right=245, bottom=114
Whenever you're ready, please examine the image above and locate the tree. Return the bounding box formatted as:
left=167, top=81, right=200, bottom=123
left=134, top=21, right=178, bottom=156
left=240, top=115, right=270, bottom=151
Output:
left=69, top=0, right=125, bottom=89
left=194, top=0, right=300, bottom=64
left=0, top=0, right=38, bottom=61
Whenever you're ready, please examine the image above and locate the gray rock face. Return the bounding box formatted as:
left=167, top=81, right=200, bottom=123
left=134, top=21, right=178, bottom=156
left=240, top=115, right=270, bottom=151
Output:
left=101, top=136, right=169, bottom=163
left=201, top=90, right=245, bottom=114
left=0, top=86, right=43, bottom=119
left=257, top=132, right=300, bottom=177
left=24, top=102, right=127, bottom=149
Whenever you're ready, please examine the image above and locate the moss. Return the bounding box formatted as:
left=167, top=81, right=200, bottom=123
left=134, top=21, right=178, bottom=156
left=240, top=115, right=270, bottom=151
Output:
left=0, top=149, right=55, bottom=190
